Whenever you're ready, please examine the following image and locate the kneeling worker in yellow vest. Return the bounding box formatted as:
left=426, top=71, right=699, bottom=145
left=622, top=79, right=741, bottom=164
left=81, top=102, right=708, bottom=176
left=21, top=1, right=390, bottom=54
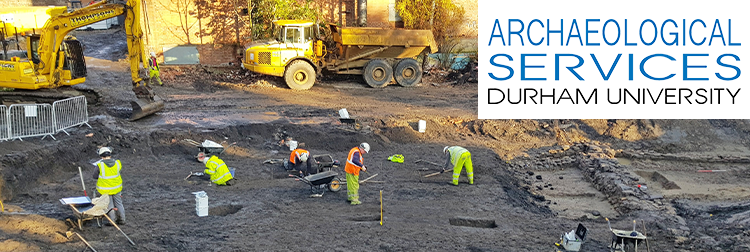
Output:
left=94, top=147, right=126, bottom=225
left=197, top=153, right=235, bottom=186
left=345, top=143, right=370, bottom=205
left=443, top=146, right=473, bottom=186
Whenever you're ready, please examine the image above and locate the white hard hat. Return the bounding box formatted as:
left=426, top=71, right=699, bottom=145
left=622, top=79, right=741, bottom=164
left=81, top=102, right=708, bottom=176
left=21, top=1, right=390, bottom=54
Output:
left=150, top=52, right=156, bottom=57
left=443, top=146, right=449, bottom=153
left=299, top=152, right=309, bottom=162
left=98, top=147, right=112, bottom=156
left=359, top=143, right=370, bottom=153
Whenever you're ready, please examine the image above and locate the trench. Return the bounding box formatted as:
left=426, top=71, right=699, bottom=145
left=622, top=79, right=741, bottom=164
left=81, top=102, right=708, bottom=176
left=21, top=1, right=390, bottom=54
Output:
left=209, top=204, right=243, bottom=216
left=449, top=217, right=497, bottom=228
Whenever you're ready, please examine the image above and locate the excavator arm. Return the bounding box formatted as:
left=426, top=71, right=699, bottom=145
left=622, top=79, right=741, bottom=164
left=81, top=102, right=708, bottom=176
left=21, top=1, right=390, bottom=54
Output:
left=35, top=0, right=163, bottom=120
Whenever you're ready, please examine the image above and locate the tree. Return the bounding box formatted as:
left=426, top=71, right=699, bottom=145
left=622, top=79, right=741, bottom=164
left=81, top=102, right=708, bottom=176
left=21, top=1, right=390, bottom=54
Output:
left=249, top=0, right=318, bottom=40
left=396, top=0, right=465, bottom=68
left=158, top=0, right=199, bottom=44
left=193, top=0, right=251, bottom=45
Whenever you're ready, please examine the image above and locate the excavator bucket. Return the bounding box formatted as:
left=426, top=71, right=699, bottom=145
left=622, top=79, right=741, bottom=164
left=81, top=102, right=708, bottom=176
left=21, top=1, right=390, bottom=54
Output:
left=129, top=95, right=164, bottom=121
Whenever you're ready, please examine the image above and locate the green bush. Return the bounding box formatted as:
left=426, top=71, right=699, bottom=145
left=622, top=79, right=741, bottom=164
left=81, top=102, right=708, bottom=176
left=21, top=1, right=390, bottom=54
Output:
left=396, top=0, right=466, bottom=68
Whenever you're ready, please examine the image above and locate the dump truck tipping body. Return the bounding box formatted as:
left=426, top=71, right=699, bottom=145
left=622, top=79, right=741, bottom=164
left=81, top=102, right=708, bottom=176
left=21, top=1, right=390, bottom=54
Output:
left=333, top=27, right=437, bottom=60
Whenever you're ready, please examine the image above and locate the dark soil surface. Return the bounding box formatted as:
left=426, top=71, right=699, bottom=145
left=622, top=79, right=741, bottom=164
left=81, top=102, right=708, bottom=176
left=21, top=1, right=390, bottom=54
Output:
left=1, top=29, right=749, bottom=252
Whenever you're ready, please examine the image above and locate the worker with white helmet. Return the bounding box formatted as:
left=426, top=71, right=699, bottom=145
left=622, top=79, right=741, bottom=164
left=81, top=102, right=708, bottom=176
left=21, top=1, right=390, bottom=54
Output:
left=443, top=146, right=473, bottom=186
left=345, top=143, right=370, bottom=205
left=147, top=52, right=163, bottom=86
left=196, top=152, right=235, bottom=186
left=288, top=148, right=315, bottom=176
left=93, top=147, right=126, bottom=225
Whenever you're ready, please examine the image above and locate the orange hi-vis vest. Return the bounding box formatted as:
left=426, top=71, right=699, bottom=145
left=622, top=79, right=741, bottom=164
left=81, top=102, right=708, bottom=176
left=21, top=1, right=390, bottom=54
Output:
left=289, top=149, right=309, bottom=164
left=345, top=147, right=363, bottom=176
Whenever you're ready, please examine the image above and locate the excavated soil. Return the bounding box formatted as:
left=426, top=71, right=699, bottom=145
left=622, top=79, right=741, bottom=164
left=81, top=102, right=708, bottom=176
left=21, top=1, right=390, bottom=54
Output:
left=1, top=29, right=750, bottom=251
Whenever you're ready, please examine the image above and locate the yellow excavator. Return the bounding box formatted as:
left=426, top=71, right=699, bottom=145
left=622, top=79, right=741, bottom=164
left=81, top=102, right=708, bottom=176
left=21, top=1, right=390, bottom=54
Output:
left=0, top=0, right=163, bottom=120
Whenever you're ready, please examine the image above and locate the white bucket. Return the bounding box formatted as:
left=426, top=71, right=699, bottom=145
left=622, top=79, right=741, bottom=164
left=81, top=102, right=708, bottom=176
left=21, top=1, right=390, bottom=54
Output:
left=288, top=140, right=298, bottom=151
left=418, top=120, right=426, bottom=133
left=338, top=108, right=350, bottom=119
left=192, top=191, right=208, bottom=217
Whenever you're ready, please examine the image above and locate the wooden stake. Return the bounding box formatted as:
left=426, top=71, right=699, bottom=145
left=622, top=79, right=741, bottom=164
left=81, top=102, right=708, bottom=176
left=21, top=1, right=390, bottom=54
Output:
left=380, top=190, right=383, bottom=226
left=642, top=220, right=650, bottom=252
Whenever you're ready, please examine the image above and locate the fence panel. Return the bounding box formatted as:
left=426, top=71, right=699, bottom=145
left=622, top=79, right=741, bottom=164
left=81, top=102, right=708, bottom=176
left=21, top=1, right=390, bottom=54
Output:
left=8, top=104, right=57, bottom=140
left=0, top=105, right=8, bottom=141
left=53, top=95, right=91, bottom=135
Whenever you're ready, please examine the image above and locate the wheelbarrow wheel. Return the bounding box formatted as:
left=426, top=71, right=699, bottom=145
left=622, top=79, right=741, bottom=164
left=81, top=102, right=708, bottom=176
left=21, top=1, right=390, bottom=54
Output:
left=623, top=239, right=636, bottom=252
left=328, top=177, right=342, bottom=192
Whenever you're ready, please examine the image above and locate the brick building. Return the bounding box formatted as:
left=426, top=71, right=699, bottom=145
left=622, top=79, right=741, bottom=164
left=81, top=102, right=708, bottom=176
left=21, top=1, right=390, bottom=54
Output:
left=366, top=0, right=477, bottom=37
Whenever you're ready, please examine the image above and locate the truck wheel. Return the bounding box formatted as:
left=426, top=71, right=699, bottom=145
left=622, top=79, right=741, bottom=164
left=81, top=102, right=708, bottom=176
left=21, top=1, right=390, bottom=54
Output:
left=284, top=60, right=316, bottom=90
left=394, top=58, right=422, bottom=87
left=363, top=59, right=392, bottom=88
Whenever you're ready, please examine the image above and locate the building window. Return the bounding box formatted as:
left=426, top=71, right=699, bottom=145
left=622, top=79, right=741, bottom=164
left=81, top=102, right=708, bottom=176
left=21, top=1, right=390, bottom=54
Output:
left=163, top=45, right=199, bottom=65
left=389, top=0, right=402, bottom=22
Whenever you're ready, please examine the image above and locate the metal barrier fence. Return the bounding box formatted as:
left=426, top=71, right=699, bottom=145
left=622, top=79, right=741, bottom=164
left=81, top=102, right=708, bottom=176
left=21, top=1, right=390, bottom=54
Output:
left=0, top=105, right=8, bottom=141
left=53, top=95, right=92, bottom=135
left=7, top=104, right=58, bottom=141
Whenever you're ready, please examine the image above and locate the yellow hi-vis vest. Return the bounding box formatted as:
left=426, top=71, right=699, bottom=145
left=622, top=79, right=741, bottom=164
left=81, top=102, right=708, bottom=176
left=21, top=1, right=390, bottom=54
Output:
left=447, top=146, right=469, bottom=166
left=96, top=160, right=123, bottom=195
left=204, top=156, right=233, bottom=185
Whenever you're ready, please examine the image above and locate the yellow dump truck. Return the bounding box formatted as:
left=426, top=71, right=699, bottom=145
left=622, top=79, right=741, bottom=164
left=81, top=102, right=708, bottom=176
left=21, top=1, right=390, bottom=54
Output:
left=243, top=20, right=437, bottom=89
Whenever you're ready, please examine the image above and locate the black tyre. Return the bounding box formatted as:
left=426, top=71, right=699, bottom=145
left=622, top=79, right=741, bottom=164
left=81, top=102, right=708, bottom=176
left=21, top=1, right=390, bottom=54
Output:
left=623, top=240, right=636, bottom=252
left=363, top=59, right=393, bottom=88
left=394, top=58, right=422, bottom=87
left=284, top=60, right=316, bottom=90
left=328, top=177, right=342, bottom=192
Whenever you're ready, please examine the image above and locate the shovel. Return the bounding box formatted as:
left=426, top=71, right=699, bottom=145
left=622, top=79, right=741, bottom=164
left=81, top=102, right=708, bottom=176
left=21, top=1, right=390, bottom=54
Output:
left=424, top=169, right=448, bottom=177
left=65, top=231, right=98, bottom=252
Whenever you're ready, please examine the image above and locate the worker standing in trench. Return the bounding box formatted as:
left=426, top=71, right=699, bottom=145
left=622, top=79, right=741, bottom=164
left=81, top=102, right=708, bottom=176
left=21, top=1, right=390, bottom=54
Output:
left=345, top=143, right=370, bottom=205
left=94, top=147, right=126, bottom=225
left=443, top=146, right=474, bottom=186
left=148, top=52, right=163, bottom=86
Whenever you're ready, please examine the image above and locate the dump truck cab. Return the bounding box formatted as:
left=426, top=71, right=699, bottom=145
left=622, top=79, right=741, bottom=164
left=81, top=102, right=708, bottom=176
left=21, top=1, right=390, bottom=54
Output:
left=243, top=20, right=320, bottom=90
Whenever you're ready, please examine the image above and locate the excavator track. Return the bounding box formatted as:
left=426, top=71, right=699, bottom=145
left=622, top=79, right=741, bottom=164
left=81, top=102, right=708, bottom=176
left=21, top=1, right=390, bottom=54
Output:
left=0, top=86, right=101, bottom=106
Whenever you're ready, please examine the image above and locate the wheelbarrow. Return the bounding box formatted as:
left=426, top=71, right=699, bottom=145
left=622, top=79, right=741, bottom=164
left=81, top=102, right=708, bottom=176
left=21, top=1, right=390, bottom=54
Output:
left=606, top=218, right=647, bottom=252
left=60, top=195, right=137, bottom=246
left=60, top=196, right=109, bottom=230
left=286, top=154, right=344, bottom=196
left=292, top=170, right=343, bottom=196
left=339, top=118, right=362, bottom=130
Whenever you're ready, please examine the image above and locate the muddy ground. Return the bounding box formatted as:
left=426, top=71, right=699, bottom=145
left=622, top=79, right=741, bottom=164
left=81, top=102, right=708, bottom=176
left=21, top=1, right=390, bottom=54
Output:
left=2, top=29, right=750, bottom=251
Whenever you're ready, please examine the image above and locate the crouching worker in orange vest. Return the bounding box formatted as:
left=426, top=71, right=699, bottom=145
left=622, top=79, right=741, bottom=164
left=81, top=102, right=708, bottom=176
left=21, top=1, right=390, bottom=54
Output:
left=197, top=153, right=235, bottom=186
left=94, top=147, right=126, bottom=225
left=288, top=148, right=317, bottom=177
left=345, top=143, right=370, bottom=205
